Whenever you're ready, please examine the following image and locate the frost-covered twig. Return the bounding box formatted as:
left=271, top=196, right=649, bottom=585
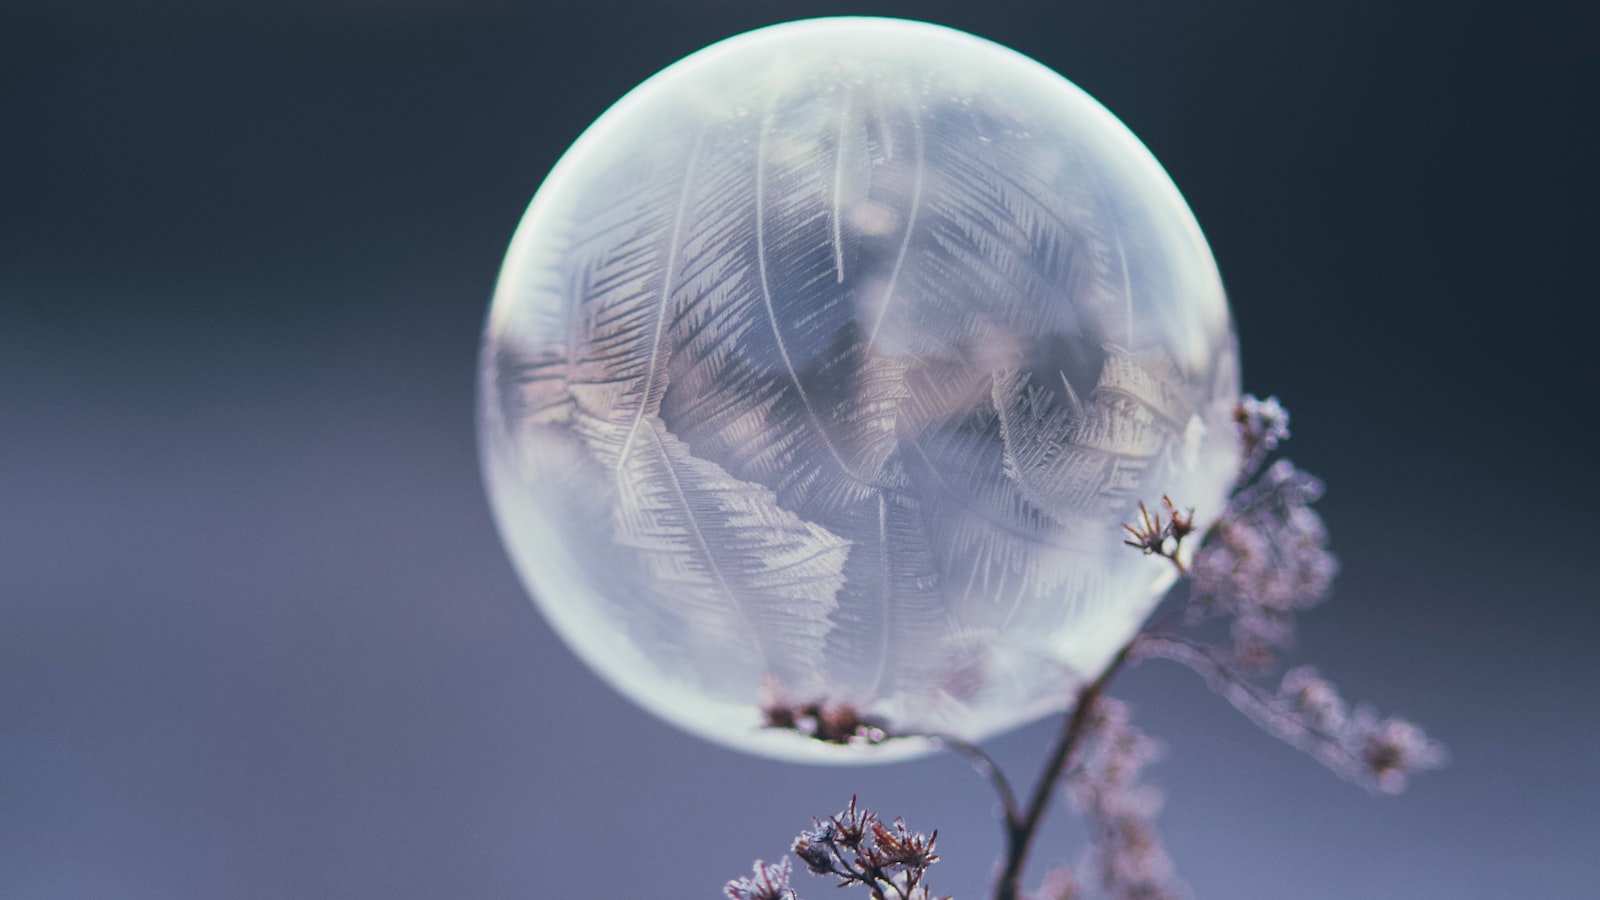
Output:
left=1134, top=636, right=1445, bottom=793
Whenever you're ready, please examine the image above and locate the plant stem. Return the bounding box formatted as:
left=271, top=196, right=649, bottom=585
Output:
left=922, top=733, right=1021, bottom=827
left=991, top=641, right=1134, bottom=900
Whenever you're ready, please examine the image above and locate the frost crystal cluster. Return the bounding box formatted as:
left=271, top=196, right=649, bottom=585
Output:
left=479, top=18, right=1240, bottom=760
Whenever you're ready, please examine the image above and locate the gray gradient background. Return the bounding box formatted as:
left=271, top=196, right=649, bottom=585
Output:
left=3, top=1, right=1595, bottom=897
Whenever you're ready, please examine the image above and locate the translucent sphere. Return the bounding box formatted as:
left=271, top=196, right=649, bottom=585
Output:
left=479, top=18, right=1239, bottom=762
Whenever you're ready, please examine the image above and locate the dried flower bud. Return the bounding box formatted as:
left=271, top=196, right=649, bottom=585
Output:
left=866, top=819, right=940, bottom=870
left=791, top=821, right=842, bottom=877
left=1163, top=495, right=1195, bottom=540
left=1353, top=712, right=1448, bottom=794
left=759, top=700, right=890, bottom=747
left=829, top=795, right=873, bottom=850
left=1236, top=394, right=1291, bottom=477
left=724, top=859, right=798, bottom=900
left=790, top=838, right=835, bottom=877
left=1279, top=666, right=1348, bottom=736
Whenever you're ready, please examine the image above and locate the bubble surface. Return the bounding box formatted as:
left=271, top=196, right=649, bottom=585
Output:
left=479, top=18, right=1239, bottom=761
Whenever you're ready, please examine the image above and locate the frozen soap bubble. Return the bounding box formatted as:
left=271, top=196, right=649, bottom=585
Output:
left=479, top=17, right=1239, bottom=762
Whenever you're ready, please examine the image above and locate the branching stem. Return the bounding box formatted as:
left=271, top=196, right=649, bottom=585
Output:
left=991, top=641, right=1134, bottom=900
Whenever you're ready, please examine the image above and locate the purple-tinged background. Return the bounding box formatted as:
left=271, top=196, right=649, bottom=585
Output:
left=3, top=1, right=1595, bottom=897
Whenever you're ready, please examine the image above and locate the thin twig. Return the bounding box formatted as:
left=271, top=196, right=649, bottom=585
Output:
left=910, top=732, right=1022, bottom=829
left=1133, top=634, right=1369, bottom=779
left=993, top=641, right=1135, bottom=900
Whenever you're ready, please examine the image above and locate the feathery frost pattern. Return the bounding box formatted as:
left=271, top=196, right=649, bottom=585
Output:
left=588, top=412, right=849, bottom=691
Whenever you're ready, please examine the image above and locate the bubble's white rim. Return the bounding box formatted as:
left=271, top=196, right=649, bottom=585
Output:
left=479, top=16, right=1232, bottom=764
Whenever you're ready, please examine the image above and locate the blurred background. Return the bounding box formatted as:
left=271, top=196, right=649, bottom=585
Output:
left=2, top=1, right=1594, bottom=898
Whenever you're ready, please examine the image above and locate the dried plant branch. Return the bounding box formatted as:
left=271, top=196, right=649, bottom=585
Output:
left=731, top=394, right=1444, bottom=900
left=780, top=797, right=949, bottom=900
left=1135, top=634, right=1445, bottom=793
left=993, top=642, right=1134, bottom=900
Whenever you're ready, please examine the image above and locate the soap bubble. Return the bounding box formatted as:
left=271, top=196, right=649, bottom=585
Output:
left=479, top=18, right=1239, bottom=762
